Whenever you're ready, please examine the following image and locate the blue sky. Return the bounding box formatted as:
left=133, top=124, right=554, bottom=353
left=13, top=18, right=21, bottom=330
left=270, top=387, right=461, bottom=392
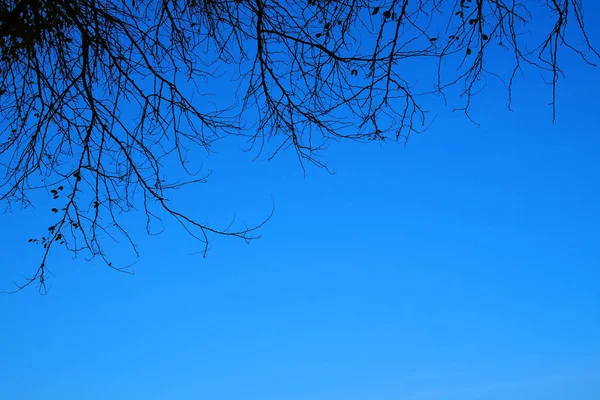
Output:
left=1, top=4, right=600, bottom=400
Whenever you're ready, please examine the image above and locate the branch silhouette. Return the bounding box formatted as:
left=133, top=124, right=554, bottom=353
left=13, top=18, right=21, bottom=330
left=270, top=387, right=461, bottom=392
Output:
left=0, top=0, right=596, bottom=292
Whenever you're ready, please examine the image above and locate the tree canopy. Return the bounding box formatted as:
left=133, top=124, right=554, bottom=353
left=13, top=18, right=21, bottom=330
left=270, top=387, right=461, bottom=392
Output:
left=0, top=0, right=597, bottom=291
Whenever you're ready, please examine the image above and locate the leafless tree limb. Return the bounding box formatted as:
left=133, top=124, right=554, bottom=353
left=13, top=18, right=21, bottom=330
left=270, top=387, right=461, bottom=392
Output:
left=0, top=0, right=596, bottom=292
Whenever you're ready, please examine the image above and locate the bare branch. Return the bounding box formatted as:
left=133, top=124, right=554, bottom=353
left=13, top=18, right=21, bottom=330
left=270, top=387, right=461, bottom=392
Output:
left=0, top=0, right=596, bottom=291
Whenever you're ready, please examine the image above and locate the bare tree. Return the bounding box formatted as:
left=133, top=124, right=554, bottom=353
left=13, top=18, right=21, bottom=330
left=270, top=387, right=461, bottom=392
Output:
left=0, top=0, right=597, bottom=292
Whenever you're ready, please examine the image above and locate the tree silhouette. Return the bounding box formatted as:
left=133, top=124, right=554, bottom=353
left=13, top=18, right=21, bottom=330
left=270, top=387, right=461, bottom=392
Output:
left=0, top=0, right=597, bottom=292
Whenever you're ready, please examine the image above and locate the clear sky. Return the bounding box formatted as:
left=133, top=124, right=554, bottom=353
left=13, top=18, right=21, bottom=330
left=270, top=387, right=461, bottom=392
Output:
left=1, top=4, right=600, bottom=400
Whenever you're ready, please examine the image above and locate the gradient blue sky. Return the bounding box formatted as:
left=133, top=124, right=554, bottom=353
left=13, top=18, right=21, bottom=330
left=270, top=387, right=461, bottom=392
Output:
left=1, top=4, right=600, bottom=400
